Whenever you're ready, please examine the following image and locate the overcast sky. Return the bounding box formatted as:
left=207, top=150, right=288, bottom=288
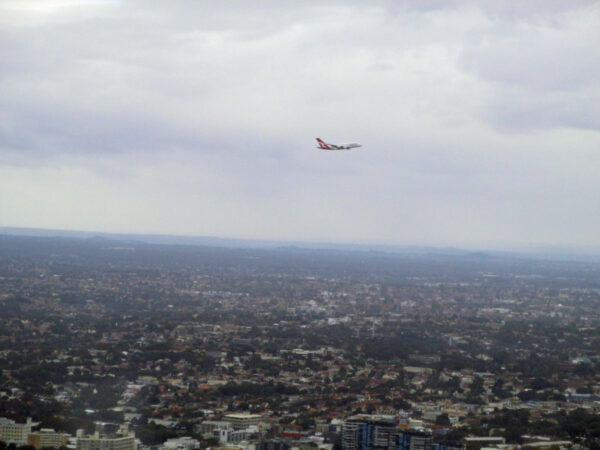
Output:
left=1, top=0, right=599, bottom=250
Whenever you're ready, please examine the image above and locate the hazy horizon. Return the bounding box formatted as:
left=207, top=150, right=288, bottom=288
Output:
left=3, top=225, right=600, bottom=258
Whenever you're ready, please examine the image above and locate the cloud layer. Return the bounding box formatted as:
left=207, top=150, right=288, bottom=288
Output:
left=1, top=0, right=599, bottom=248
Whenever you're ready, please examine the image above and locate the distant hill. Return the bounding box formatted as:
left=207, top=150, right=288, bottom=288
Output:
left=1, top=226, right=599, bottom=263
left=0, top=226, right=472, bottom=255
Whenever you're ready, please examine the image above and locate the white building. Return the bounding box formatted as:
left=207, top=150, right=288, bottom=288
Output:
left=76, top=428, right=136, bottom=450
left=0, top=417, right=38, bottom=444
left=28, top=428, right=71, bottom=449
left=160, top=437, right=200, bottom=450
left=222, top=414, right=262, bottom=430
left=216, top=427, right=255, bottom=445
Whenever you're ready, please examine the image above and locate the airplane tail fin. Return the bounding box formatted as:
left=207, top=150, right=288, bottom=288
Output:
left=316, top=138, right=329, bottom=149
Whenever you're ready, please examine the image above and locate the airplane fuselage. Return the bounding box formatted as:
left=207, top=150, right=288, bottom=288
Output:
left=316, top=138, right=362, bottom=150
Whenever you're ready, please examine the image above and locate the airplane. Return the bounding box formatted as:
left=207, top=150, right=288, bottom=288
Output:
left=316, top=137, right=362, bottom=151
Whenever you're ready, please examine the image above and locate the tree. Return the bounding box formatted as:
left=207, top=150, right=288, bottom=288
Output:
left=435, top=413, right=451, bottom=426
left=470, top=376, right=484, bottom=396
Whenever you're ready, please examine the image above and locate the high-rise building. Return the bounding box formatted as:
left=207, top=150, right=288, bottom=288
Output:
left=342, top=415, right=397, bottom=450
left=395, top=430, right=432, bottom=450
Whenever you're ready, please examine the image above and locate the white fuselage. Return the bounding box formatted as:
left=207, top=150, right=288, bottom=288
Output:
left=316, top=138, right=362, bottom=150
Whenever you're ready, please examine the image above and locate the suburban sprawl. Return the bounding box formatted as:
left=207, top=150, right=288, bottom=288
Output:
left=1, top=235, right=600, bottom=450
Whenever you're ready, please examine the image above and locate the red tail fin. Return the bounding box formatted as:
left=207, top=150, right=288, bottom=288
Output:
left=316, top=138, right=330, bottom=149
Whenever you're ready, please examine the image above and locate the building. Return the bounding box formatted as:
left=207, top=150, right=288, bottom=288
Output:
left=432, top=443, right=464, bottom=450
left=216, top=428, right=254, bottom=445
left=222, top=414, right=262, bottom=430
left=28, top=428, right=70, bottom=449
left=396, top=430, right=432, bottom=450
left=342, top=415, right=397, bottom=450
left=76, top=428, right=136, bottom=450
left=0, top=417, right=38, bottom=444
left=464, top=437, right=505, bottom=450
left=160, top=437, right=201, bottom=450
left=523, top=441, right=572, bottom=449
left=253, top=439, right=290, bottom=450
left=198, top=421, right=232, bottom=437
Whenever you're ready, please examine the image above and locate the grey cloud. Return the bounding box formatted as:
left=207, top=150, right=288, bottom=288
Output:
left=460, top=14, right=600, bottom=93
left=392, top=0, right=596, bottom=18
left=482, top=92, right=600, bottom=133
left=0, top=99, right=209, bottom=157
left=456, top=2, right=600, bottom=132
left=0, top=0, right=598, bottom=247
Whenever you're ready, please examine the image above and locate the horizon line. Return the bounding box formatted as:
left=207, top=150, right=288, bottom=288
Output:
left=2, top=225, right=600, bottom=259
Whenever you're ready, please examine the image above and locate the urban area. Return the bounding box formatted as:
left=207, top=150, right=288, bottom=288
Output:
left=1, top=235, right=599, bottom=450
